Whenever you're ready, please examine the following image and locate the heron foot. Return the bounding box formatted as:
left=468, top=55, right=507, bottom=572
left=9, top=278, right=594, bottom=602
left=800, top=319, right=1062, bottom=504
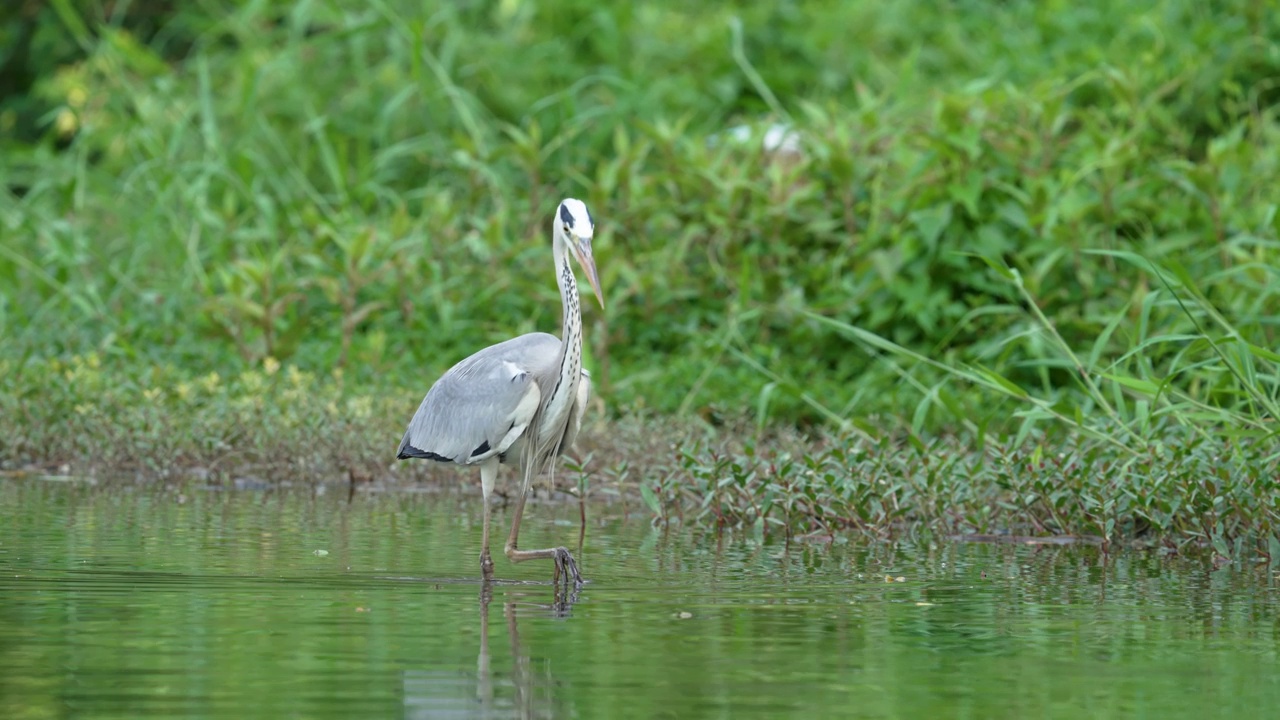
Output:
left=480, top=550, right=495, bottom=579
left=551, top=546, right=584, bottom=588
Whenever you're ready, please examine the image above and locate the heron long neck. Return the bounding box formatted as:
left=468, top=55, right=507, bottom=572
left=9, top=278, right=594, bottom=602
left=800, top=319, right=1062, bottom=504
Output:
left=539, top=238, right=583, bottom=447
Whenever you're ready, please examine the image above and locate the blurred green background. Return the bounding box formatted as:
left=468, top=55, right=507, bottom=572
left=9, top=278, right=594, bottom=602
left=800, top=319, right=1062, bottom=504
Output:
left=1, top=0, right=1277, bottom=436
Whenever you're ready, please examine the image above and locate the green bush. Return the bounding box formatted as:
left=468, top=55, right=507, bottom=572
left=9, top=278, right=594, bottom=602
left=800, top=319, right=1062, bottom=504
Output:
left=1, top=0, right=1277, bottom=431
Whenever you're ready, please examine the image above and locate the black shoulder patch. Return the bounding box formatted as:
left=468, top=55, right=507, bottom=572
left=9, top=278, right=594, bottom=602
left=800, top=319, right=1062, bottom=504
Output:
left=559, top=203, right=574, bottom=227
left=470, top=440, right=491, bottom=458
left=586, top=207, right=594, bottom=228
left=397, top=443, right=452, bottom=462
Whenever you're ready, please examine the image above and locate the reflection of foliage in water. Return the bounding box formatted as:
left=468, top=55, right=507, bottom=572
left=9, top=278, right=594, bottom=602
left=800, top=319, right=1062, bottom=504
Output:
left=1, top=482, right=1279, bottom=718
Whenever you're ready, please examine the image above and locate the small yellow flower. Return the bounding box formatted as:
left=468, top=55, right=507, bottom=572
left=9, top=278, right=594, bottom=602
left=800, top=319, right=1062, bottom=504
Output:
left=200, top=371, right=221, bottom=393
left=55, top=108, right=78, bottom=136
left=347, top=396, right=373, bottom=419
left=287, top=365, right=305, bottom=388
left=263, top=356, right=281, bottom=376
left=143, top=388, right=161, bottom=402
left=74, top=403, right=91, bottom=415
left=241, top=370, right=263, bottom=393
left=175, top=383, right=192, bottom=401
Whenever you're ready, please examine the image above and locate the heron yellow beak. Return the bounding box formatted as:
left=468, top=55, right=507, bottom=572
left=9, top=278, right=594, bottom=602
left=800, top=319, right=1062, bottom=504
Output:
left=574, top=237, right=605, bottom=311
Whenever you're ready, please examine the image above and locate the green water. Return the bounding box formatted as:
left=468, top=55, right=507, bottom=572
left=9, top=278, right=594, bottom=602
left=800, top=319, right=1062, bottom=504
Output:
left=2, top=479, right=1279, bottom=719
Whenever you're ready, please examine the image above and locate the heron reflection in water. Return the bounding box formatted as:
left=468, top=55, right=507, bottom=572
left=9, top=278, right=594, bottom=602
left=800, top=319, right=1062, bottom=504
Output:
left=402, top=584, right=580, bottom=719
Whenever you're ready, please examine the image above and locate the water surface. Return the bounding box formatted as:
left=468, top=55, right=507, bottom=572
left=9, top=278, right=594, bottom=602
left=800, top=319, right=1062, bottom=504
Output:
left=1, top=478, right=1278, bottom=718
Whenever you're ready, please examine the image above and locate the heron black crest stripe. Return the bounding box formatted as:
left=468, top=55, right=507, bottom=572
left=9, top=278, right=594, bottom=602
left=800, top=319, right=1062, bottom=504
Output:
left=586, top=208, right=594, bottom=228
left=559, top=203, right=574, bottom=227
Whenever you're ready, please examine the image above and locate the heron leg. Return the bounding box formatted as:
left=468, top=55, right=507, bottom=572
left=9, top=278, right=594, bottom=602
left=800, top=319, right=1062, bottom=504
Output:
left=503, top=465, right=584, bottom=588
left=504, top=544, right=583, bottom=588
left=479, top=460, right=498, bottom=579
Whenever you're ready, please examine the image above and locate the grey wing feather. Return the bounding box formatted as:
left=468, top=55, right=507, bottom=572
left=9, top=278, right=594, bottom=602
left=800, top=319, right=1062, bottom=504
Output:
left=397, top=332, right=562, bottom=465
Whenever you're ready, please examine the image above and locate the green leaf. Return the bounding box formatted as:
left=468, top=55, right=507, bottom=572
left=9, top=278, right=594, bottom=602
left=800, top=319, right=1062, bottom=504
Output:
left=1211, top=534, right=1230, bottom=559
left=1245, top=342, right=1280, bottom=363
left=970, top=363, right=1030, bottom=398
left=909, top=204, right=952, bottom=250
left=955, top=251, right=1016, bottom=281
left=1102, top=373, right=1160, bottom=396
left=639, top=483, right=661, bottom=516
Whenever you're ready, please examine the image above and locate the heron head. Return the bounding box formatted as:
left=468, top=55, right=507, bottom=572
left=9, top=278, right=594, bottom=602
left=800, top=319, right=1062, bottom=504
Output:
left=556, top=198, right=604, bottom=310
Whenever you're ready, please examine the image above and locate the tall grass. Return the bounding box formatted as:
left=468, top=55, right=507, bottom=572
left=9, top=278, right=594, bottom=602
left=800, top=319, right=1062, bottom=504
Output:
left=790, top=250, right=1280, bottom=447
left=1, top=0, right=1277, bottom=434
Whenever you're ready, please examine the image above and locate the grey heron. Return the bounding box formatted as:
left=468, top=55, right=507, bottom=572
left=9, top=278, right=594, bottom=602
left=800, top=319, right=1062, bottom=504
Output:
left=396, top=198, right=604, bottom=588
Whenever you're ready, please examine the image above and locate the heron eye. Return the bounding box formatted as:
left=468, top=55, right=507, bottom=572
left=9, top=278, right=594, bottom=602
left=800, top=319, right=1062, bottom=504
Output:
left=563, top=223, right=571, bottom=233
